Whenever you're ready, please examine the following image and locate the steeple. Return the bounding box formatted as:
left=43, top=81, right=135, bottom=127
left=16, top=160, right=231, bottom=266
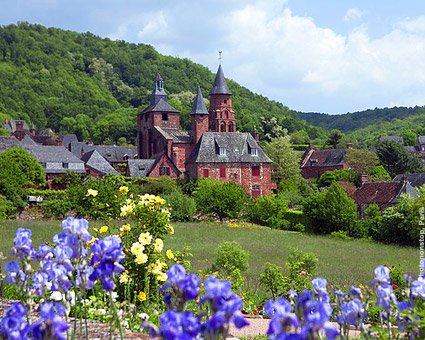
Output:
left=149, top=74, right=168, bottom=105
left=191, top=86, right=208, bottom=115
left=210, top=65, right=232, bottom=95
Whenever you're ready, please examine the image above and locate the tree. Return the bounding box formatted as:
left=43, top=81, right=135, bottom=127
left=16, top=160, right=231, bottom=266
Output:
left=263, top=136, right=301, bottom=183
left=193, top=179, right=248, bottom=221
left=377, top=140, right=422, bottom=177
left=260, top=116, right=288, bottom=142
left=326, top=129, right=344, bottom=149
left=318, top=169, right=357, bottom=187
left=345, top=149, right=379, bottom=175
left=367, top=165, right=391, bottom=182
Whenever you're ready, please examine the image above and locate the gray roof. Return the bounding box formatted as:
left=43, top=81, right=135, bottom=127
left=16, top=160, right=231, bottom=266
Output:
left=2, top=120, right=30, bottom=132
left=81, top=150, right=119, bottom=176
left=155, top=127, right=191, bottom=144
left=63, top=134, right=78, bottom=149
left=0, top=136, right=22, bottom=152
left=379, top=135, right=404, bottom=145
left=21, top=135, right=38, bottom=146
left=127, top=159, right=156, bottom=178
left=393, top=173, right=425, bottom=187
left=70, top=143, right=138, bottom=163
left=210, top=65, right=232, bottom=95
left=186, top=132, right=272, bottom=164
left=24, top=145, right=85, bottom=164
left=418, top=136, right=425, bottom=145
left=141, top=98, right=179, bottom=114
left=191, top=86, right=209, bottom=115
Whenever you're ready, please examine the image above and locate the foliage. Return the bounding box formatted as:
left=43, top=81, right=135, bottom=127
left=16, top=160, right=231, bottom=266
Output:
left=163, top=190, right=196, bottom=222
left=248, top=195, right=288, bottom=229
left=263, top=136, right=301, bottom=182
left=212, top=241, right=249, bottom=275
left=303, top=183, right=358, bottom=236
left=40, top=199, right=73, bottom=219
left=361, top=203, right=382, bottom=240
left=0, top=196, right=16, bottom=219
left=326, top=129, right=344, bottom=149
left=259, top=263, right=284, bottom=299
left=345, top=148, right=379, bottom=175
left=318, top=169, right=357, bottom=187
left=367, top=165, right=392, bottom=182
left=193, top=178, right=248, bottom=221
left=377, top=140, right=422, bottom=176
left=330, top=230, right=351, bottom=240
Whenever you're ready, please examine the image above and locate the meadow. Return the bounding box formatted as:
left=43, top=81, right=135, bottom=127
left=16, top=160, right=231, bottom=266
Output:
left=0, top=219, right=417, bottom=288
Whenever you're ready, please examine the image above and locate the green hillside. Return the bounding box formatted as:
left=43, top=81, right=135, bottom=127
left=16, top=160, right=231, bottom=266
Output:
left=0, top=22, right=320, bottom=144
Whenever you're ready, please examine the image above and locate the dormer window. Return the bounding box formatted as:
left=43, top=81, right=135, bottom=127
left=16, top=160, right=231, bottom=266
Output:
left=62, top=163, right=69, bottom=169
left=251, top=148, right=258, bottom=156
left=310, top=159, right=318, bottom=166
left=219, top=147, right=226, bottom=156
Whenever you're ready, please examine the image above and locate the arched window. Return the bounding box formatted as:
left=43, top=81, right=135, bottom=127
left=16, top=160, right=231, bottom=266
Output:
left=225, top=111, right=229, bottom=119
left=228, top=122, right=234, bottom=132
left=220, top=123, right=226, bottom=132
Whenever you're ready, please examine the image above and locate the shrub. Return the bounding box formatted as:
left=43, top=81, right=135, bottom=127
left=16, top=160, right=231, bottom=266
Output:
left=248, top=195, right=288, bottom=228
left=330, top=230, right=350, bottom=240
left=318, top=169, right=357, bottom=187
left=41, top=199, right=73, bottom=219
left=0, top=196, right=16, bottom=219
left=163, top=190, right=196, bottom=222
left=260, top=263, right=284, bottom=299
left=212, top=241, right=249, bottom=275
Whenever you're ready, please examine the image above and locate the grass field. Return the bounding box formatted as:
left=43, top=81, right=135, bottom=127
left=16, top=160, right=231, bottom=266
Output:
left=0, top=220, right=418, bottom=288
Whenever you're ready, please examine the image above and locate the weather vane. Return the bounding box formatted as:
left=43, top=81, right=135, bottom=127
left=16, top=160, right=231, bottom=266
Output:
left=219, top=51, right=222, bottom=64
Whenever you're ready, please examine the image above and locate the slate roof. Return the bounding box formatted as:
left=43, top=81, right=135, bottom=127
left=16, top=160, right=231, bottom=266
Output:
left=418, top=136, right=425, bottom=145
left=0, top=136, right=22, bottom=152
left=155, top=127, right=191, bottom=144
left=393, top=173, right=425, bottom=187
left=186, top=132, right=271, bottom=164
left=191, top=86, right=208, bottom=115
left=352, top=181, right=418, bottom=205
left=24, top=145, right=84, bottom=164
left=2, top=120, right=30, bottom=132
left=127, top=159, right=156, bottom=178
left=21, top=135, right=38, bottom=146
left=302, top=149, right=346, bottom=167
left=63, top=134, right=78, bottom=149
left=70, top=143, right=138, bottom=163
left=141, top=98, right=179, bottom=114
left=379, top=135, right=404, bottom=145
left=81, top=150, right=119, bottom=176
left=210, top=65, right=232, bottom=95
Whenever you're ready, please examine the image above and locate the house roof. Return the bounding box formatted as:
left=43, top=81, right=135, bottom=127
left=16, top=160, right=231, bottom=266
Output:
left=210, top=65, right=232, bottom=95
left=62, top=134, right=78, bottom=148
left=0, top=136, right=22, bottom=152
left=141, top=98, right=179, bottom=114
left=70, top=143, right=138, bottom=162
left=186, top=132, right=271, bottom=164
left=379, top=135, right=404, bottom=145
left=155, top=126, right=191, bottom=144
left=20, top=135, right=38, bottom=146
left=393, top=173, right=425, bottom=187
left=191, top=86, right=209, bottom=115
left=24, top=145, right=84, bottom=163
left=81, top=150, right=119, bottom=176
left=352, top=181, right=417, bottom=205
left=301, top=149, right=346, bottom=167
left=2, top=120, right=30, bottom=132
left=127, top=159, right=156, bottom=178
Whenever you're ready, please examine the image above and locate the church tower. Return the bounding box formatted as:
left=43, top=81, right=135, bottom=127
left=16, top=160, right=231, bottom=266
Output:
left=209, top=65, right=236, bottom=132
left=191, top=86, right=209, bottom=145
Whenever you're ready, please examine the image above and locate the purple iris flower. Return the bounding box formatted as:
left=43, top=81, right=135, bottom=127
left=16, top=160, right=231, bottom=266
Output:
left=61, top=217, right=92, bottom=243
left=31, top=302, right=69, bottom=340
left=411, top=278, right=425, bottom=299
left=0, top=302, right=30, bottom=340
left=4, top=261, right=25, bottom=284
left=32, top=244, right=53, bottom=261
left=340, top=298, right=365, bottom=326
left=312, top=278, right=328, bottom=295
left=376, top=285, right=397, bottom=312
left=349, top=286, right=362, bottom=297
left=371, top=266, right=391, bottom=286
left=12, top=228, right=33, bottom=258
left=149, top=310, right=201, bottom=339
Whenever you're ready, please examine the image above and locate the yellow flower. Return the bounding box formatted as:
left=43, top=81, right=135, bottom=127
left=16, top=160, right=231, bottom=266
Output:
left=139, top=232, right=152, bottom=245
left=137, top=291, right=147, bottom=302
left=166, top=249, right=175, bottom=260
left=157, top=272, right=168, bottom=282
left=119, top=271, right=130, bottom=284
left=86, top=189, right=98, bottom=197
left=120, top=204, right=134, bottom=216
left=93, top=227, right=99, bottom=233
left=99, top=226, right=108, bottom=233
left=130, top=242, right=145, bottom=256
left=154, top=196, right=166, bottom=205
left=154, top=238, right=164, bottom=253
left=168, top=225, right=175, bottom=235
left=87, top=236, right=97, bottom=246
left=148, top=260, right=163, bottom=275
left=119, top=186, right=129, bottom=194
left=135, top=253, right=148, bottom=264
left=120, top=224, right=131, bottom=233
left=130, top=193, right=134, bottom=199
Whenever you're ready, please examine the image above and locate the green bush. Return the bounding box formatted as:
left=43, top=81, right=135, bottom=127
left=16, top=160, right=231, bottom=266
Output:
left=212, top=241, right=249, bottom=275
left=260, top=263, right=284, bottom=299
left=0, top=196, right=16, bottom=219
left=163, top=190, right=196, bottom=222
left=41, top=199, right=73, bottom=219
left=318, top=169, right=357, bottom=187
left=136, top=177, right=179, bottom=196
left=330, top=230, right=350, bottom=240
left=248, top=195, right=288, bottom=228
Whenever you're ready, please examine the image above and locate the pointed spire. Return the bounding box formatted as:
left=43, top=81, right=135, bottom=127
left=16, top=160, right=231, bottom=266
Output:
left=191, top=86, right=209, bottom=115
left=150, top=73, right=167, bottom=105
left=210, top=65, right=232, bottom=95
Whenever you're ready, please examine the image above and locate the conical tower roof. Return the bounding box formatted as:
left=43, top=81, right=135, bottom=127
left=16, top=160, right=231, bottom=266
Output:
left=191, top=86, right=209, bottom=115
left=210, top=65, right=232, bottom=95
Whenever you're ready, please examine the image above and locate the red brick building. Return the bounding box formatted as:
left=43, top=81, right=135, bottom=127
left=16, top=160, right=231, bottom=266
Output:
left=300, top=145, right=348, bottom=179
left=136, top=66, right=275, bottom=196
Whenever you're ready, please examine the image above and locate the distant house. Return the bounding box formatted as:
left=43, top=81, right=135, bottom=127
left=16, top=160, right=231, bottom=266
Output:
left=70, top=142, right=137, bottom=164
left=352, top=180, right=418, bottom=217
left=81, top=150, right=119, bottom=178
left=393, top=173, right=425, bottom=188
left=379, top=135, right=404, bottom=145
left=300, top=146, right=348, bottom=179
left=127, top=152, right=181, bottom=179
left=2, top=119, right=61, bottom=146
left=0, top=136, right=22, bottom=152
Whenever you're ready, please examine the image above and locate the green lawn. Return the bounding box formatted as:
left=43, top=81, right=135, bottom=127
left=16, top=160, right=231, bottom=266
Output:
left=0, top=220, right=418, bottom=288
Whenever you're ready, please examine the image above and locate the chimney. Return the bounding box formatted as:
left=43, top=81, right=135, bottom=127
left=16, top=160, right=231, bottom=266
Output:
left=30, top=126, right=36, bottom=137
left=16, top=120, right=24, bottom=132
left=251, top=127, right=259, bottom=142
left=86, top=138, right=94, bottom=145
left=361, top=173, right=369, bottom=186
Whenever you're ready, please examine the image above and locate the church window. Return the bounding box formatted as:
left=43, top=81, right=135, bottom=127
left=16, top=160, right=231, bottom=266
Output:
left=162, top=112, right=169, bottom=121
left=220, top=166, right=226, bottom=178
left=228, top=122, right=234, bottom=132
left=62, top=163, right=69, bottom=169
left=225, top=111, right=229, bottom=119
left=224, top=99, right=227, bottom=104
left=220, top=123, right=226, bottom=132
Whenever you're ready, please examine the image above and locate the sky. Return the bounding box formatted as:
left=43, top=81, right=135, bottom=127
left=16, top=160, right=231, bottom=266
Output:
left=1, top=0, right=425, bottom=114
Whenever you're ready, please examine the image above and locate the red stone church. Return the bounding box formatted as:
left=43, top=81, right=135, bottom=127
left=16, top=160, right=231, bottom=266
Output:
left=135, top=66, right=275, bottom=196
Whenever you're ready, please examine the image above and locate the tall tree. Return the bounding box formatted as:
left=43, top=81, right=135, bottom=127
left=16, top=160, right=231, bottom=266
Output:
left=326, top=129, right=344, bottom=149
left=345, top=148, right=379, bottom=175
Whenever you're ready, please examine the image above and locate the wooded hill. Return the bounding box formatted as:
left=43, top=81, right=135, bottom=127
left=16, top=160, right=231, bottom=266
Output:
left=0, top=22, right=320, bottom=144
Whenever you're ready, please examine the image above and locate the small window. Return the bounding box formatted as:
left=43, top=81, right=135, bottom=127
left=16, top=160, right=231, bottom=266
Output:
left=162, top=112, right=168, bottom=121
left=41, top=162, right=46, bottom=168
left=62, top=163, right=69, bottom=169
left=252, top=165, right=260, bottom=176
left=251, top=184, right=261, bottom=197
left=219, top=147, right=226, bottom=156
left=144, top=114, right=148, bottom=122
left=203, top=169, right=209, bottom=177
left=224, top=99, right=227, bottom=104
left=138, top=166, right=145, bottom=171
left=160, top=165, right=170, bottom=176
left=251, top=148, right=258, bottom=156
left=220, top=166, right=226, bottom=178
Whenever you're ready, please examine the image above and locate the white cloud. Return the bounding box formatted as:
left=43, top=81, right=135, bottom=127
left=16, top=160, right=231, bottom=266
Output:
left=343, top=8, right=365, bottom=23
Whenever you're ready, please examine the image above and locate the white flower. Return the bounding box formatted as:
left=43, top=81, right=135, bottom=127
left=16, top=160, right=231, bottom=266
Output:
left=98, top=309, right=106, bottom=315
left=138, top=313, right=150, bottom=321
left=50, top=291, right=63, bottom=301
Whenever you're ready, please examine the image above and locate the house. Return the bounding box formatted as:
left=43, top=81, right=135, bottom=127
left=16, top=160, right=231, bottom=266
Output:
left=2, top=119, right=60, bottom=145
left=0, top=136, right=22, bottom=152
left=379, top=135, right=404, bottom=145
left=393, top=173, right=425, bottom=188
left=81, top=150, right=119, bottom=178
left=136, top=66, right=275, bottom=196
left=300, top=145, right=348, bottom=179
left=352, top=180, right=418, bottom=217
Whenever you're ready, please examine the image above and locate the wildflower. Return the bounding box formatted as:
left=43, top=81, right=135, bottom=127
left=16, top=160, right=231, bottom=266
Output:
left=339, top=298, right=365, bottom=326
left=299, top=271, right=306, bottom=276
left=0, top=302, right=30, bottom=339
left=154, top=238, right=164, bottom=253
left=166, top=249, right=175, bottom=260
left=86, top=189, right=98, bottom=197
left=139, top=232, right=152, bottom=245
left=120, top=224, right=131, bottom=233
left=119, top=271, right=130, bottom=284
left=12, top=228, right=34, bottom=258
left=411, top=278, right=425, bottom=299
left=32, top=302, right=69, bottom=340
left=138, top=291, right=147, bottom=302
left=138, top=313, right=149, bottom=321
left=371, top=265, right=391, bottom=286
left=135, top=253, right=148, bottom=265
left=99, top=225, right=108, bottom=233
left=157, top=272, right=168, bottom=282
left=145, top=311, right=201, bottom=339
left=168, top=225, right=175, bottom=235
left=4, top=261, right=25, bottom=284
left=130, top=242, right=145, bottom=256
left=349, top=285, right=362, bottom=297
left=87, top=237, right=96, bottom=246
left=312, top=278, right=328, bottom=295
left=119, top=186, right=129, bottom=194
left=120, top=204, right=134, bottom=216
left=93, top=228, right=99, bottom=233
left=149, top=261, right=163, bottom=275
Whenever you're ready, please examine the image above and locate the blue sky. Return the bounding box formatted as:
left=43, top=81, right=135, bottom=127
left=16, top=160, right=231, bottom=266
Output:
left=1, top=0, right=425, bottom=114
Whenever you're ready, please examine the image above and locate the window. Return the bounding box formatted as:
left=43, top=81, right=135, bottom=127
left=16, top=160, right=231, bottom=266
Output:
left=41, top=162, right=46, bottom=168
left=162, top=112, right=168, bottom=121
left=203, top=168, right=209, bottom=177
left=160, top=165, right=170, bottom=175
left=250, top=148, right=258, bottom=156
left=252, top=165, right=260, bottom=176
left=225, top=111, right=229, bottom=119
left=220, top=123, right=226, bottom=132
left=144, top=114, right=148, bottom=122
left=62, top=163, right=69, bottom=169
left=219, top=147, right=226, bottom=156
left=228, top=122, right=234, bottom=132
left=224, top=99, right=227, bottom=104
left=220, top=166, right=226, bottom=178
left=251, top=184, right=261, bottom=197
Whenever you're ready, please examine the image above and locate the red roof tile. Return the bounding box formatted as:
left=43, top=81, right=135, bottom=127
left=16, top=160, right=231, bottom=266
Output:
left=353, top=182, right=403, bottom=204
